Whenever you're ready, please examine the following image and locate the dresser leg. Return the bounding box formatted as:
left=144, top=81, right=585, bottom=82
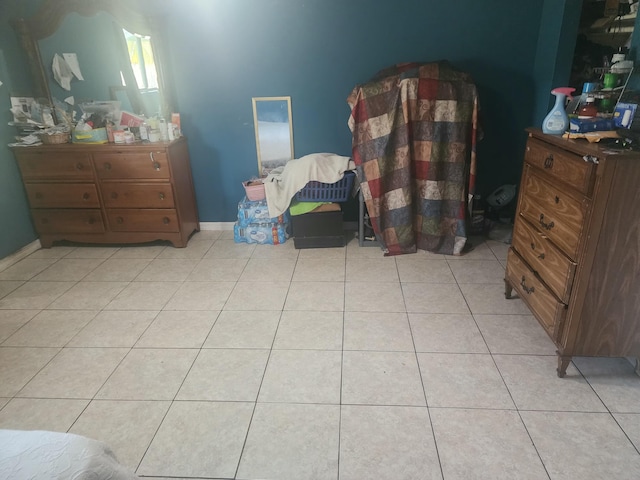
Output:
left=504, top=279, right=513, bottom=299
left=39, top=237, right=53, bottom=248
left=557, top=354, right=572, bottom=378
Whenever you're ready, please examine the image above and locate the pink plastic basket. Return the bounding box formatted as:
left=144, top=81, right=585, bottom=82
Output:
left=243, top=180, right=266, bottom=201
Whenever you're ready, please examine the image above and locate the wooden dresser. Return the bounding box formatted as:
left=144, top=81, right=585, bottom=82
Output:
left=505, top=128, right=640, bottom=377
left=13, top=137, right=199, bottom=248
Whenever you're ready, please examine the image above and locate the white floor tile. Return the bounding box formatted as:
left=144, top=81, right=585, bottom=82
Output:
left=96, top=348, right=197, bottom=400
left=70, top=399, right=171, bottom=470
left=0, top=398, right=88, bottom=432
left=340, top=405, right=441, bottom=480
left=273, top=311, right=343, bottom=350
left=417, top=353, right=514, bottom=409
left=237, top=403, right=340, bottom=480
left=431, top=408, right=548, bottom=480
left=138, top=401, right=254, bottom=478
left=259, top=350, right=342, bottom=404
left=342, top=351, right=425, bottom=406
left=203, top=310, right=280, bottom=349
left=522, top=411, right=640, bottom=479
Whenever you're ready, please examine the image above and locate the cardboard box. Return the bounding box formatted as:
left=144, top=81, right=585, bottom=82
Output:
left=569, top=117, right=615, bottom=133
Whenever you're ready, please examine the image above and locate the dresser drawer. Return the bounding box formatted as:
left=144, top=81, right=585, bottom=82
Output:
left=512, top=216, right=576, bottom=303
left=107, top=209, right=179, bottom=232
left=519, top=168, right=587, bottom=260
left=94, top=152, right=170, bottom=179
left=526, top=137, right=595, bottom=195
left=102, top=183, right=175, bottom=208
left=506, top=249, right=566, bottom=338
left=25, top=183, right=100, bottom=208
left=31, top=209, right=105, bottom=233
left=17, top=153, right=93, bottom=180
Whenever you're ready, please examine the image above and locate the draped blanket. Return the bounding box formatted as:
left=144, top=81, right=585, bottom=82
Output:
left=347, top=61, right=479, bottom=255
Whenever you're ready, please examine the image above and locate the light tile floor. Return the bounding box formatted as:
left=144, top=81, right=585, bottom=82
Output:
left=1, top=232, right=640, bottom=479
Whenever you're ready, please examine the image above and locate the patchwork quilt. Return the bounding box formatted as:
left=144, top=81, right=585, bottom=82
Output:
left=347, top=61, right=479, bottom=255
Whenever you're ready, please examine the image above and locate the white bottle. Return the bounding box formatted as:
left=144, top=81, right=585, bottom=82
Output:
left=139, top=117, right=149, bottom=142
left=159, top=118, right=169, bottom=141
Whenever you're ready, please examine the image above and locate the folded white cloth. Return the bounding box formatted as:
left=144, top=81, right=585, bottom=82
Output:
left=264, top=153, right=353, bottom=217
left=0, top=429, right=138, bottom=479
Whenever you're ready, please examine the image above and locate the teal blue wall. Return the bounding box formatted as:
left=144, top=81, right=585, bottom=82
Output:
left=167, top=0, right=544, bottom=220
left=2, top=0, right=593, bottom=256
left=0, top=1, right=38, bottom=259
left=533, top=0, right=583, bottom=126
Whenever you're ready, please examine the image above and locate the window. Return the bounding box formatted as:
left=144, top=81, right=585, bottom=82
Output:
left=122, top=28, right=158, bottom=91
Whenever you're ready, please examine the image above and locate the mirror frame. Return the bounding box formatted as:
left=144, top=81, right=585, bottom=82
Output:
left=10, top=0, right=175, bottom=117
left=252, top=96, right=294, bottom=177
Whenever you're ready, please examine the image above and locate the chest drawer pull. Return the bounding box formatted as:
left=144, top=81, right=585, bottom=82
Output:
left=163, top=217, right=170, bottom=224
left=153, top=162, right=161, bottom=171
left=539, top=214, right=555, bottom=231
left=159, top=193, right=165, bottom=200
left=76, top=163, right=84, bottom=170
left=82, top=193, right=90, bottom=200
left=544, top=154, right=554, bottom=169
left=116, top=216, right=124, bottom=224
left=111, top=192, right=118, bottom=199
left=104, top=162, right=112, bottom=170
left=87, top=217, right=95, bottom=225
left=520, top=276, right=535, bottom=294
left=35, top=192, right=43, bottom=199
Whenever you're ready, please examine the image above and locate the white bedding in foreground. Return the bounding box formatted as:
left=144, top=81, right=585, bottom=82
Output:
left=0, top=429, right=138, bottom=480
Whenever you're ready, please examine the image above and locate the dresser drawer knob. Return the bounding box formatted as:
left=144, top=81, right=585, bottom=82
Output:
left=555, top=196, right=560, bottom=204
left=111, top=192, right=118, bottom=199
left=87, top=218, right=95, bottom=225
left=82, top=193, right=90, bottom=200
left=163, top=217, right=170, bottom=225
left=153, top=162, right=161, bottom=171
left=543, top=155, right=554, bottom=169
left=76, top=163, right=84, bottom=170
left=539, top=214, right=555, bottom=231
left=520, top=276, right=535, bottom=294
left=159, top=193, right=165, bottom=200
left=104, top=162, right=112, bottom=170
left=35, top=192, right=43, bottom=199
left=116, top=217, right=124, bottom=224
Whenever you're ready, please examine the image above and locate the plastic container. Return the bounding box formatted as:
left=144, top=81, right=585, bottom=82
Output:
left=233, top=221, right=289, bottom=245
left=295, top=171, right=356, bottom=202
left=72, top=127, right=108, bottom=144
left=243, top=180, right=266, bottom=201
left=237, top=197, right=287, bottom=227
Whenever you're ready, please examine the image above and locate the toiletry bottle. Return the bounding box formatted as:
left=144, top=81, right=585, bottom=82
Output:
left=159, top=118, right=169, bottom=141
left=139, top=116, right=149, bottom=142
left=542, top=87, right=575, bottom=135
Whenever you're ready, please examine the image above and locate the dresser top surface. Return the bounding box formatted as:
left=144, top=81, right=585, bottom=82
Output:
left=527, top=128, right=640, bottom=160
left=11, top=136, right=186, bottom=153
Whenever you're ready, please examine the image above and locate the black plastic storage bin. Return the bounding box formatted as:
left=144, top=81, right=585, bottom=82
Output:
left=291, top=210, right=344, bottom=249
left=294, top=171, right=356, bottom=202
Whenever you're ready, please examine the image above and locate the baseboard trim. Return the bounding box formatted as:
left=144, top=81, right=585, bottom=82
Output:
left=200, top=222, right=235, bottom=231
left=0, top=239, right=42, bottom=272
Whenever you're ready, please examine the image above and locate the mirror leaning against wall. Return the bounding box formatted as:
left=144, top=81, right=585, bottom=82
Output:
left=252, top=96, right=294, bottom=177
left=11, top=0, right=175, bottom=122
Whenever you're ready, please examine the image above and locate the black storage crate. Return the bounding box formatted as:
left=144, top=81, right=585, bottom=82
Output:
left=291, top=210, right=344, bottom=249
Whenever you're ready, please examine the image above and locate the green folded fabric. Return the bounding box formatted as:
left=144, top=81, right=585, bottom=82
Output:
left=289, top=201, right=329, bottom=216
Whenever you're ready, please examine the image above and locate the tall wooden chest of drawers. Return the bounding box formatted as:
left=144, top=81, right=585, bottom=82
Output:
left=505, top=128, right=640, bottom=377
left=13, top=137, right=199, bottom=248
